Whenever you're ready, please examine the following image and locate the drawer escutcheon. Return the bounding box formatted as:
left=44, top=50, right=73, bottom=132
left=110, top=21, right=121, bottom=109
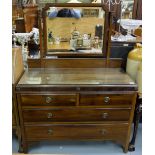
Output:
left=104, top=96, right=110, bottom=103
left=46, top=97, right=52, bottom=103
left=47, top=113, right=53, bottom=118
left=47, top=129, right=53, bottom=135
left=101, top=129, right=107, bottom=135
left=102, top=112, right=109, bottom=119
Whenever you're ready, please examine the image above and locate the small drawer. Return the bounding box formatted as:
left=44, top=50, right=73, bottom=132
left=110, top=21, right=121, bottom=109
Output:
left=80, top=94, right=134, bottom=106
left=25, top=123, right=128, bottom=141
left=23, top=108, right=130, bottom=122
left=20, top=94, right=76, bottom=106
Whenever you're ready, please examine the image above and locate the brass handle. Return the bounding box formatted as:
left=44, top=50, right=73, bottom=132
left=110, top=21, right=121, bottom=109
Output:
left=47, top=129, right=53, bottom=135
left=101, top=129, right=107, bottom=135
left=47, top=113, right=53, bottom=118
left=102, top=112, right=109, bottom=119
left=104, top=97, right=110, bottom=103
left=46, top=97, right=52, bottom=103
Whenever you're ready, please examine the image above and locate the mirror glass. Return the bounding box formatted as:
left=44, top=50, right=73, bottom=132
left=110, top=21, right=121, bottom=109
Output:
left=122, top=0, right=134, bottom=19
left=45, top=6, right=105, bottom=55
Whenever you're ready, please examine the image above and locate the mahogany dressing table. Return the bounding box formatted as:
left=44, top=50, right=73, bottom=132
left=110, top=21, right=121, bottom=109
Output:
left=15, top=3, right=138, bottom=153
left=16, top=67, right=137, bottom=153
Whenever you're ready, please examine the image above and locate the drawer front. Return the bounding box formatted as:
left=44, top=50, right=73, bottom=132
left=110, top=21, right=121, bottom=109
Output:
left=20, top=94, right=76, bottom=106
left=23, top=108, right=130, bottom=122
left=25, top=123, right=128, bottom=141
left=80, top=94, right=134, bottom=106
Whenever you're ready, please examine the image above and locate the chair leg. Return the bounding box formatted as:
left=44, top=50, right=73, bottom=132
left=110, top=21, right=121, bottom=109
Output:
left=129, top=98, right=142, bottom=151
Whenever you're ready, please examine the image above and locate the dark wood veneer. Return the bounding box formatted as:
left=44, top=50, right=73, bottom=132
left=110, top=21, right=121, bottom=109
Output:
left=16, top=69, right=137, bottom=153
left=14, top=2, right=138, bottom=153
left=23, top=108, right=131, bottom=122
left=80, top=94, right=134, bottom=106
left=25, top=123, right=128, bottom=144
left=20, top=94, right=76, bottom=106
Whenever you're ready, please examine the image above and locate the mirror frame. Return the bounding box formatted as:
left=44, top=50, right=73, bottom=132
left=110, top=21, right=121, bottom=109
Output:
left=40, top=3, right=113, bottom=58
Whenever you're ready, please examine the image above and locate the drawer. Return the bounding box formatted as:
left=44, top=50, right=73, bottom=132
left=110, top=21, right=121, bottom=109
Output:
left=80, top=94, right=134, bottom=106
left=23, top=108, right=130, bottom=122
left=25, top=123, right=128, bottom=141
left=20, top=94, right=76, bottom=106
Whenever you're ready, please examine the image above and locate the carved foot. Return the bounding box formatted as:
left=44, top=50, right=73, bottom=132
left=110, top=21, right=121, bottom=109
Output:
left=128, top=144, right=135, bottom=152
left=123, top=149, right=128, bottom=153
left=18, top=146, right=24, bottom=153
left=123, top=146, right=128, bottom=153
left=18, top=142, right=28, bottom=153
left=18, top=139, right=23, bottom=153
left=18, top=148, right=28, bottom=154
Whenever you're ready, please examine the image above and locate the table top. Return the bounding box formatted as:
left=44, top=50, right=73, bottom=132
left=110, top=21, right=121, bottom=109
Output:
left=18, top=68, right=136, bottom=86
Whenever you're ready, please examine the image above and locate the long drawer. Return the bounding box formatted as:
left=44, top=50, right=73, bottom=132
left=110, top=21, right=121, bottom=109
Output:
left=20, top=94, right=76, bottom=106
left=23, top=108, right=131, bottom=122
left=80, top=94, right=134, bottom=106
left=25, top=123, right=128, bottom=141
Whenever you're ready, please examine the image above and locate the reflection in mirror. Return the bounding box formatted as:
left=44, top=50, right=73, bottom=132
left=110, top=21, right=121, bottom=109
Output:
left=122, top=0, right=134, bottom=19
left=45, top=7, right=105, bottom=55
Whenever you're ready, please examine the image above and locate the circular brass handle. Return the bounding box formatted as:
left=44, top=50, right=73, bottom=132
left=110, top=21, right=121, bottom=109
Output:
left=104, top=97, right=110, bottom=103
left=47, top=129, right=53, bottom=135
left=46, top=97, right=52, bottom=103
left=47, top=113, right=53, bottom=118
left=102, top=112, right=109, bottom=119
left=101, top=129, right=107, bottom=135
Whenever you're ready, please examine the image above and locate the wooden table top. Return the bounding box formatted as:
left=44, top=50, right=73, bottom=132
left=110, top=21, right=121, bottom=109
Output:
left=17, top=68, right=136, bottom=86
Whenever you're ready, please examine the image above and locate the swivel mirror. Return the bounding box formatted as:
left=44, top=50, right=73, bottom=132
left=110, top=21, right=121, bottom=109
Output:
left=42, top=3, right=110, bottom=57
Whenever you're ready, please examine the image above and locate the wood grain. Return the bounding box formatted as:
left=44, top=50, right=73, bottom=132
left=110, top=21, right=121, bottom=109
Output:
left=42, top=58, right=107, bottom=68
left=17, top=68, right=135, bottom=86
left=23, top=108, right=131, bottom=122
left=23, top=6, right=38, bottom=32
left=14, top=3, right=138, bottom=153
left=16, top=67, right=137, bottom=153
left=25, top=123, right=128, bottom=142
left=20, top=94, right=76, bottom=106
left=80, top=94, right=134, bottom=106
left=27, top=58, right=41, bottom=68
left=41, top=58, right=123, bottom=68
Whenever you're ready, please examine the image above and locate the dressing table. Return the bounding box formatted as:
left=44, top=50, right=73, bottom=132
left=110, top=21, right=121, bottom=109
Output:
left=15, top=3, right=138, bottom=153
